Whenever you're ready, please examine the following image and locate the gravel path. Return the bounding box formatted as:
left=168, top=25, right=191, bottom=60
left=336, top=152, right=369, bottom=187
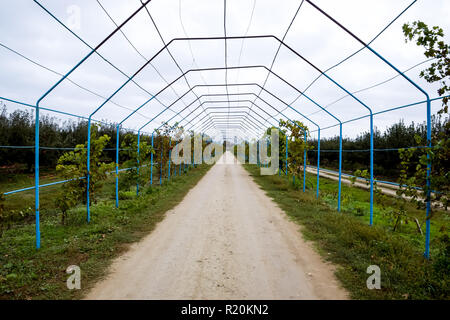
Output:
left=85, top=152, right=348, bottom=300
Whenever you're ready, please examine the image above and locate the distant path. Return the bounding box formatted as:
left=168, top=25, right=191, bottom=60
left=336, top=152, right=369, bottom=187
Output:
left=85, top=152, right=347, bottom=300
left=305, top=166, right=400, bottom=197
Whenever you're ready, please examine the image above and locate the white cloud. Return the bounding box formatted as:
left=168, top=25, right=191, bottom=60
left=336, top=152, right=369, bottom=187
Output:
left=0, top=0, right=448, bottom=139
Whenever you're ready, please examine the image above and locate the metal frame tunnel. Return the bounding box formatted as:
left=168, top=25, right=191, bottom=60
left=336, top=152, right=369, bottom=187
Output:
left=3, top=0, right=432, bottom=258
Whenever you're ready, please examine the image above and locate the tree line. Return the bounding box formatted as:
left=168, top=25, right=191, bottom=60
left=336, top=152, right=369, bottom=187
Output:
left=307, top=115, right=448, bottom=179
left=0, top=104, right=158, bottom=173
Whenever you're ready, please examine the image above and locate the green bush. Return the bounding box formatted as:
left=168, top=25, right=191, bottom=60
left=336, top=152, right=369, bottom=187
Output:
left=119, top=133, right=154, bottom=191
left=55, top=125, right=114, bottom=225
left=118, top=191, right=135, bottom=200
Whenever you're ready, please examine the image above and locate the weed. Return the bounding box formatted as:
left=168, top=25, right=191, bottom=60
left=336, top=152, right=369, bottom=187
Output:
left=0, top=164, right=211, bottom=299
left=244, top=164, right=449, bottom=299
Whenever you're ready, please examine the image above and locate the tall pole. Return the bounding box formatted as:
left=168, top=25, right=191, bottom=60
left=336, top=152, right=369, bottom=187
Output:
left=150, top=133, right=154, bottom=185
left=168, top=138, right=171, bottom=180
left=285, top=135, right=288, bottom=176
left=115, top=124, right=120, bottom=208
left=137, top=130, right=141, bottom=195
left=303, top=131, right=306, bottom=192
left=34, top=105, right=40, bottom=249
left=86, top=118, right=92, bottom=222
left=338, top=123, right=343, bottom=211
left=316, top=128, right=320, bottom=198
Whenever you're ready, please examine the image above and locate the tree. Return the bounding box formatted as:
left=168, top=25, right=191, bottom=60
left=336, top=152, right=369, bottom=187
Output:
left=119, top=133, right=154, bottom=191
left=153, top=122, right=184, bottom=182
left=278, top=119, right=309, bottom=178
left=55, top=125, right=113, bottom=224
left=399, top=21, right=449, bottom=213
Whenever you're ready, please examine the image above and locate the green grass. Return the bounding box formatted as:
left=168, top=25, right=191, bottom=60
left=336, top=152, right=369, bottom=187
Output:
left=0, top=164, right=211, bottom=300
left=244, top=164, right=449, bottom=300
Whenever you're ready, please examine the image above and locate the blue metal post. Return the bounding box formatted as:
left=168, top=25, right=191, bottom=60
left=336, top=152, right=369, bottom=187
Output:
left=191, top=136, right=194, bottom=168
left=35, top=105, right=40, bottom=249
left=369, top=115, right=374, bottom=226
left=115, top=124, right=119, bottom=208
left=285, top=135, right=288, bottom=176
left=303, top=131, right=306, bottom=193
left=338, top=124, right=343, bottom=212
left=257, top=141, right=259, bottom=167
left=150, top=133, right=154, bottom=185
left=86, top=118, right=92, bottom=222
left=168, top=139, right=171, bottom=180
left=137, top=131, right=140, bottom=195
left=160, top=149, right=162, bottom=185
left=316, top=128, right=320, bottom=198
left=425, top=100, right=432, bottom=258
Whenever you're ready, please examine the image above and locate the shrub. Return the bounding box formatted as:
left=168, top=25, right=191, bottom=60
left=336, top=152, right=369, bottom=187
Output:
left=55, top=125, right=114, bottom=224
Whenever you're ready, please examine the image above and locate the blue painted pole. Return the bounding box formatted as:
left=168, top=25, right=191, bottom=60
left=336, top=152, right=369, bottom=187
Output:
left=338, top=124, right=343, bottom=212
left=86, top=118, right=92, bottom=222
left=257, top=141, right=259, bottom=167
left=369, top=115, right=374, bottom=226
left=150, top=133, right=154, bottom=185
left=160, top=149, right=162, bottom=185
left=168, top=139, right=171, bottom=180
left=35, top=105, right=40, bottom=249
left=285, top=135, right=288, bottom=176
left=303, top=131, right=306, bottom=193
left=115, top=124, right=119, bottom=208
left=137, top=131, right=140, bottom=195
left=193, top=133, right=196, bottom=168
left=316, top=128, right=320, bottom=198
left=425, top=100, right=431, bottom=258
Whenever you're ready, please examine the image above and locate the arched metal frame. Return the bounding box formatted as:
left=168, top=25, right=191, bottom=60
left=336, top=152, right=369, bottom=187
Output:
left=14, top=0, right=431, bottom=258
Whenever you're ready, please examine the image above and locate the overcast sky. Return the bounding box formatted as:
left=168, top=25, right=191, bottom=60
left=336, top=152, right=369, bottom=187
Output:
left=0, top=0, right=449, bottom=141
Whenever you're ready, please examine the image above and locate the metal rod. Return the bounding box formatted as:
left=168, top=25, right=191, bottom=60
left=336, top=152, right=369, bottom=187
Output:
left=115, top=124, right=120, bottom=208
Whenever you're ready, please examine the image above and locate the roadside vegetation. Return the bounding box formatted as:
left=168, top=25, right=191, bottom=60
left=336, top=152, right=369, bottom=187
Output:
left=0, top=161, right=211, bottom=299
left=0, top=116, right=211, bottom=299
left=242, top=21, right=449, bottom=299
left=244, top=164, right=449, bottom=299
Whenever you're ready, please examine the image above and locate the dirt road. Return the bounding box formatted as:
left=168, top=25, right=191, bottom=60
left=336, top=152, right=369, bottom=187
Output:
left=85, top=152, right=347, bottom=300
